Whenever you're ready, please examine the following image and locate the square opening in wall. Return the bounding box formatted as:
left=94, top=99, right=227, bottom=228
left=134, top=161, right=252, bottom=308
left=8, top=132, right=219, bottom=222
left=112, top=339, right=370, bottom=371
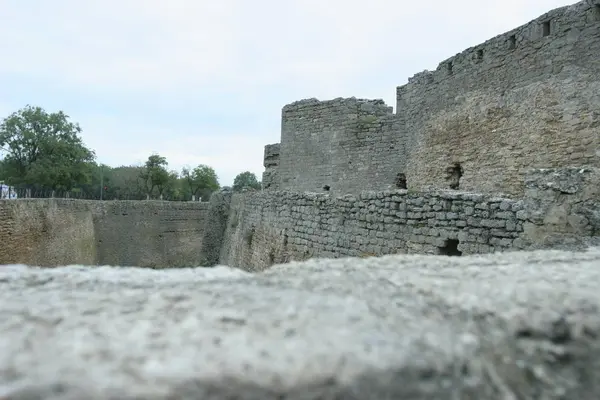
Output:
left=508, top=35, right=516, bottom=49
left=439, top=239, right=462, bottom=256
left=542, top=21, right=551, bottom=36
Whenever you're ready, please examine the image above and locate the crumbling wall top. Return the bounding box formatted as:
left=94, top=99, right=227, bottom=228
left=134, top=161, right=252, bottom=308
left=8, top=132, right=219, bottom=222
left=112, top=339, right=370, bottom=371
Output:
left=282, top=97, right=393, bottom=115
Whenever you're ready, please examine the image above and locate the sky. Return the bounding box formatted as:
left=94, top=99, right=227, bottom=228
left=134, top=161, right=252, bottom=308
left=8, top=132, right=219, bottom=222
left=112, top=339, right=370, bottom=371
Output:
left=0, top=0, right=573, bottom=186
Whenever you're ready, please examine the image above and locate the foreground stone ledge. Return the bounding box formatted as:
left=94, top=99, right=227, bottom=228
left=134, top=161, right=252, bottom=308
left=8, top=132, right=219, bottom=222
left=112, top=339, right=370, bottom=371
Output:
left=2, top=248, right=600, bottom=399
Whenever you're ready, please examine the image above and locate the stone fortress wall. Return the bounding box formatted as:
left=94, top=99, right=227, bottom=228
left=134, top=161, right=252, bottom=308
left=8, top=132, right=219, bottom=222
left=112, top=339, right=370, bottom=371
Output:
left=265, top=0, right=600, bottom=198
left=1, top=1, right=599, bottom=270
left=222, top=167, right=600, bottom=270
left=0, top=199, right=211, bottom=267
left=1, top=166, right=598, bottom=270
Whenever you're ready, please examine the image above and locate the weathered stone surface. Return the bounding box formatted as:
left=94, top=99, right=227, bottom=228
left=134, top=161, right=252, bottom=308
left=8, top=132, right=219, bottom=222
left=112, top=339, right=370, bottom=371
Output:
left=2, top=248, right=600, bottom=399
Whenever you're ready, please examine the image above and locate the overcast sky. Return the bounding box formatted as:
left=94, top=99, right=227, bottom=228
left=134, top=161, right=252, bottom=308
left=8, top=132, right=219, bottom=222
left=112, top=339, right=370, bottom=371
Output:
left=0, top=0, right=571, bottom=186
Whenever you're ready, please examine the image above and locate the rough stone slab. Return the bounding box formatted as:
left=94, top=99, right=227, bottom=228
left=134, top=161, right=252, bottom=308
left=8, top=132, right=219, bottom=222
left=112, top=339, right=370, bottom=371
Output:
left=2, top=248, right=600, bottom=399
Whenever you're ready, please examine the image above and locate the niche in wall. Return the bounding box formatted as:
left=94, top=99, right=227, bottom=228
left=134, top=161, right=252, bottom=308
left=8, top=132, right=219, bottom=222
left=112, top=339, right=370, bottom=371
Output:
left=446, top=163, right=463, bottom=190
left=542, top=21, right=551, bottom=37
left=508, top=34, right=517, bottom=49
left=475, top=49, right=484, bottom=63
left=439, top=239, right=462, bottom=256
left=395, top=173, right=407, bottom=189
left=322, top=185, right=330, bottom=191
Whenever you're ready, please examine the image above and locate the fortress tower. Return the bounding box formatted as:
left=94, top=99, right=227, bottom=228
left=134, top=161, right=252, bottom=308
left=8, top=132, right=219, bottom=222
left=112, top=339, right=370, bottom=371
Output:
left=263, top=0, right=600, bottom=197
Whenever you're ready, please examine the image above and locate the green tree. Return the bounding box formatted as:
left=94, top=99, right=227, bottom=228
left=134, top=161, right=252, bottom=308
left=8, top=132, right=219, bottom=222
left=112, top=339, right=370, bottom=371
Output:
left=0, top=105, right=95, bottom=190
left=139, top=154, right=170, bottom=199
left=232, top=171, right=261, bottom=191
left=106, top=165, right=148, bottom=199
left=181, top=164, right=220, bottom=200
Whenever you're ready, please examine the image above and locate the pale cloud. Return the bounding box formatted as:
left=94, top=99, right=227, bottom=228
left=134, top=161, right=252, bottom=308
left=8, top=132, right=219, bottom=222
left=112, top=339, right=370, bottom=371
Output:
left=0, top=0, right=573, bottom=185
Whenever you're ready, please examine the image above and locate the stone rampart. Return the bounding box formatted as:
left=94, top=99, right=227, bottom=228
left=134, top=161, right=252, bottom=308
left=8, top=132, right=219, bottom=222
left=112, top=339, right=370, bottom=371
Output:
left=220, top=167, right=600, bottom=270
left=0, top=199, right=211, bottom=267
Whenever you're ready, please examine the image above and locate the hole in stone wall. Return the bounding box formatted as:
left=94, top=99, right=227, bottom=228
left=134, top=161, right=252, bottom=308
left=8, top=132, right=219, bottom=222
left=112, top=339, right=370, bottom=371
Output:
left=542, top=21, right=551, bottom=37
left=447, top=61, right=453, bottom=75
left=439, top=239, right=462, bottom=256
left=395, top=173, right=407, bottom=189
left=476, top=49, right=484, bottom=62
left=323, top=185, right=330, bottom=191
left=446, top=163, right=463, bottom=190
left=508, top=35, right=516, bottom=49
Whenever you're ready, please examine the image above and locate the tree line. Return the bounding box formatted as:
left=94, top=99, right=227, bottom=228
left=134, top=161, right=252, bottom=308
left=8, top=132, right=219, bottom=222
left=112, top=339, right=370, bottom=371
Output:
left=0, top=105, right=262, bottom=200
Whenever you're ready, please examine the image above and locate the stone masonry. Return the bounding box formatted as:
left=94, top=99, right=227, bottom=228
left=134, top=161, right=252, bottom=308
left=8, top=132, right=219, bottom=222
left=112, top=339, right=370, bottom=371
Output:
left=265, top=0, right=600, bottom=197
left=220, top=167, right=600, bottom=271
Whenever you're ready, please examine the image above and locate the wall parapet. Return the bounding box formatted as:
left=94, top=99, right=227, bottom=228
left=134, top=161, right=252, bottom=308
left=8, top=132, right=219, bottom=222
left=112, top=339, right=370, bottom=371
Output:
left=401, top=1, right=597, bottom=92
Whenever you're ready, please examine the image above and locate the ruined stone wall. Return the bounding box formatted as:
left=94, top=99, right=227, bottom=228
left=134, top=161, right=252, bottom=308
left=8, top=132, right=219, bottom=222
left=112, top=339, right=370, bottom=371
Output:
left=0, top=199, right=210, bottom=267
left=398, top=0, right=600, bottom=197
left=262, top=143, right=280, bottom=190
left=220, top=166, right=600, bottom=271
left=275, top=98, right=403, bottom=195
left=266, top=1, right=600, bottom=197
left=0, top=199, right=96, bottom=267
left=219, top=189, right=528, bottom=271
